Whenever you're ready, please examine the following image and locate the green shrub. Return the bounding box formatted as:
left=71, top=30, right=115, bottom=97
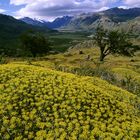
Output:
left=0, top=55, right=8, bottom=64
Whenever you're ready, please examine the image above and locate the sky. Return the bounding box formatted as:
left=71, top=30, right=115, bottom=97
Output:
left=0, top=0, right=140, bottom=21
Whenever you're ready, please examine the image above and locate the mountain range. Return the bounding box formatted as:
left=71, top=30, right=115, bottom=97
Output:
left=61, top=7, right=140, bottom=33
left=20, top=7, right=140, bottom=34
left=20, top=16, right=73, bottom=29
left=0, top=7, right=140, bottom=56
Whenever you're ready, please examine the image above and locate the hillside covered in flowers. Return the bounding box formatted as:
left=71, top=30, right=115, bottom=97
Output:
left=0, top=64, right=140, bottom=139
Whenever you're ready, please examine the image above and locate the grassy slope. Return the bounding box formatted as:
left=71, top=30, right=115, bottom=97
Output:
left=1, top=35, right=140, bottom=139
left=0, top=64, right=140, bottom=139
left=8, top=39, right=140, bottom=88
left=48, top=43, right=140, bottom=76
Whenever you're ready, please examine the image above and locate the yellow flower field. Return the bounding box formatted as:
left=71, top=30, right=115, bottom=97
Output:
left=0, top=64, right=140, bottom=139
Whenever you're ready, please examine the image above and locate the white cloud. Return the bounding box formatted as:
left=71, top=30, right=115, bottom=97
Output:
left=11, top=0, right=117, bottom=20
left=124, top=0, right=140, bottom=7
left=10, top=0, right=34, bottom=5
left=0, top=8, right=6, bottom=13
left=10, top=0, right=140, bottom=20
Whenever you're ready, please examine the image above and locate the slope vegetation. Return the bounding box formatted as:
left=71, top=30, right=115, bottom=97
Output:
left=0, top=64, right=140, bottom=139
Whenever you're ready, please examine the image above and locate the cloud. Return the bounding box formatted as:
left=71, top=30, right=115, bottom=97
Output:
left=10, top=0, right=118, bottom=20
left=10, top=0, right=34, bottom=6
left=124, top=0, right=140, bottom=7
left=0, top=8, right=6, bottom=13
left=10, top=0, right=140, bottom=20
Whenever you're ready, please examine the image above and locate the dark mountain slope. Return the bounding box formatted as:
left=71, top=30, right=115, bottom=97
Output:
left=46, top=16, right=73, bottom=29
left=104, top=7, right=140, bottom=22
left=0, top=14, right=51, bottom=56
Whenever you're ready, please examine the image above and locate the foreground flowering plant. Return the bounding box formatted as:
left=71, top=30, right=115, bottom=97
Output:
left=0, top=64, right=140, bottom=140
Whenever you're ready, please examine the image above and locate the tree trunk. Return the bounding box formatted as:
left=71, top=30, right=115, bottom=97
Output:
left=100, top=52, right=105, bottom=61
